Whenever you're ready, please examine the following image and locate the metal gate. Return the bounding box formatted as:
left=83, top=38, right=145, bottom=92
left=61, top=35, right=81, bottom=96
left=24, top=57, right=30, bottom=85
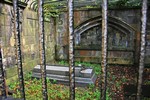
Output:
left=0, top=0, right=148, bottom=100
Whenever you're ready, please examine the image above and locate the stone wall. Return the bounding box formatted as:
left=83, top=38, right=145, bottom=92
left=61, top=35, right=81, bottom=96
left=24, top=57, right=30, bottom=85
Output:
left=56, top=8, right=150, bottom=66
left=0, top=2, right=55, bottom=79
left=145, top=9, right=150, bottom=65
left=0, top=1, right=150, bottom=80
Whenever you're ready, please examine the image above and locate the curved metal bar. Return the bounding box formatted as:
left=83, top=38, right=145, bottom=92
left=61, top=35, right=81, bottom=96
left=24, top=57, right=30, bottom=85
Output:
left=101, top=0, right=108, bottom=100
left=137, top=0, right=148, bottom=100
left=68, top=0, right=75, bottom=100
left=13, top=0, right=25, bottom=99
left=0, top=47, right=7, bottom=99
left=38, top=0, right=48, bottom=100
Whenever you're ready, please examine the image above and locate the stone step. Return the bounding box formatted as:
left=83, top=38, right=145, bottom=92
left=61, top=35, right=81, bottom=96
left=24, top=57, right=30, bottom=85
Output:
left=32, top=65, right=97, bottom=87
left=33, top=65, right=94, bottom=78
left=32, top=73, right=97, bottom=87
left=0, top=96, right=22, bottom=100
left=33, top=73, right=96, bottom=83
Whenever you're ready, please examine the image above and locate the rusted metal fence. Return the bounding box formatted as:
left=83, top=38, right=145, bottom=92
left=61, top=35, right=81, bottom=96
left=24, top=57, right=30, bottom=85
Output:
left=101, top=0, right=108, bottom=100
left=0, top=47, right=7, bottom=99
left=137, top=0, right=148, bottom=100
left=0, top=0, right=148, bottom=100
left=68, top=0, right=75, bottom=100
left=13, top=0, right=25, bottom=99
left=38, top=0, right=48, bottom=100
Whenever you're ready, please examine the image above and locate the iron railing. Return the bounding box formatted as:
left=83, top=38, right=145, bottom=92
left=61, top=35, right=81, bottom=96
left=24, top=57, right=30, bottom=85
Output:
left=13, top=0, right=25, bottom=99
left=0, top=0, right=148, bottom=100
left=0, top=47, right=7, bottom=99
left=68, top=0, right=75, bottom=100
left=38, top=0, right=48, bottom=100
left=137, top=0, right=148, bottom=100
left=101, top=0, right=108, bottom=100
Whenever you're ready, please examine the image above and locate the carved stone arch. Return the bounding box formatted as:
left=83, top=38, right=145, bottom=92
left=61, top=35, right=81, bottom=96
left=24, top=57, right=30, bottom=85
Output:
left=74, top=16, right=136, bottom=50
left=74, top=16, right=136, bottom=64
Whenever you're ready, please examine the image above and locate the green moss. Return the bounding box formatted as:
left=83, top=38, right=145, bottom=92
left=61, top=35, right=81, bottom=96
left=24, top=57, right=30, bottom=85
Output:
left=6, top=65, right=18, bottom=80
left=9, top=72, right=105, bottom=100
left=6, top=57, right=39, bottom=84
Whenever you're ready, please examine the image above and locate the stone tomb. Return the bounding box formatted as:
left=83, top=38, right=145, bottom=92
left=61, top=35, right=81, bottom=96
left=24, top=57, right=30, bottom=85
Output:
left=32, top=65, right=97, bottom=87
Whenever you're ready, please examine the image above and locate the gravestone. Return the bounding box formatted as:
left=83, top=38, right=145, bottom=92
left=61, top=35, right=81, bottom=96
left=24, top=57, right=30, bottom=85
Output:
left=32, top=65, right=97, bottom=87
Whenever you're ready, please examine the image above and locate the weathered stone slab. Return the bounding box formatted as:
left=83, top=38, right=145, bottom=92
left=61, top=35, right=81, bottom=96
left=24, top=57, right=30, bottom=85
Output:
left=32, top=65, right=97, bottom=87
left=0, top=96, right=22, bottom=100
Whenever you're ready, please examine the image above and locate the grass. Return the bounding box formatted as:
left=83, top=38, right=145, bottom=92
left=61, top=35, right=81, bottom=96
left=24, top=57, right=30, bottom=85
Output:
left=9, top=72, right=102, bottom=100
left=6, top=58, right=38, bottom=84
left=57, top=60, right=101, bottom=75
left=8, top=61, right=112, bottom=100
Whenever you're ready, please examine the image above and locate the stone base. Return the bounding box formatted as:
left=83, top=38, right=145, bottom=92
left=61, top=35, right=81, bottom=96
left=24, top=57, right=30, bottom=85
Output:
left=0, top=96, right=22, bottom=100
left=32, top=65, right=97, bottom=87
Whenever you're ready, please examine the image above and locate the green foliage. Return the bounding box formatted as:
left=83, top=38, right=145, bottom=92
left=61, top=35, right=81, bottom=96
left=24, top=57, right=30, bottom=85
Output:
left=57, top=60, right=101, bottom=75
left=52, top=79, right=57, bottom=84
left=24, top=72, right=32, bottom=81
left=58, top=60, right=68, bottom=66
left=43, top=3, right=61, bottom=21
left=30, top=0, right=62, bottom=21
left=9, top=71, right=110, bottom=100
left=106, top=90, right=112, bottom=100
left=145, top=80, right=150, bottom=85
left=75, top=61, right=101, bottom=75
left=57, top=61, right=101, bottom=75
left=75, top=88, right=100, bottom=100
left=108, top=0, right=141, bottom=8
left=29, top=0, right=143, bottom=22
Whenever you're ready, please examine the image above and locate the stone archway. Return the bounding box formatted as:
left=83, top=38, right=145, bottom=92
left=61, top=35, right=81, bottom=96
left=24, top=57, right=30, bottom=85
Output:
left=74, top=16, right=136, bottom=64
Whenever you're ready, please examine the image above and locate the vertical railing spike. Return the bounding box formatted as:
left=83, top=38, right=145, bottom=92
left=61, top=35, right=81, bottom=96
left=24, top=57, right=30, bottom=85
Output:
left=101, top=0, right=108, bottom=100
left=13, top=0, right=25, bottom=99
left=0, top=47, right=7, bottom=99
left=38, top=0, right=48, bottom=100
left=68, top=0, right=75, bottom=100
left=137, top=0, right=148, bottom=100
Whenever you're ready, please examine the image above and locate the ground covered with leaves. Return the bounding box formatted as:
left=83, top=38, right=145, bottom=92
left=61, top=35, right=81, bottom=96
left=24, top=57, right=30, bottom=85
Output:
left=8, top=62, right=150, bottom=100
left=9, top=72, right=102, bottom=100
left=107, top=66, right=150, bottom=99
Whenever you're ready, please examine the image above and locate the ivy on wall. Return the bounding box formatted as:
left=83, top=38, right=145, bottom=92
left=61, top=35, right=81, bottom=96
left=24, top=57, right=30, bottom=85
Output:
left=30, top=0, right=64, bottom=21
left=108, top=0, right=141, bottom=8
left=29, top=0, right=148, bottom=21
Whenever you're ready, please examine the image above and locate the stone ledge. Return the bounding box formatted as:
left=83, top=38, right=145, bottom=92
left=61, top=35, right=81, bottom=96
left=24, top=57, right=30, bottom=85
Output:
left=32, top=65, right=97, bottom=87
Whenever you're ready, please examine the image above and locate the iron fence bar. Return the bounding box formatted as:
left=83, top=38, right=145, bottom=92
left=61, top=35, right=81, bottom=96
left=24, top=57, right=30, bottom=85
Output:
left=0, top=47, right=7, bottom=99
left=68, top=0, right=75, bottom=100
left=13, top=0, right=25, bottom=99
left=38, top=0, right=48, bottom=100
left=10, top=8, right=18, bottom=70
left=137, top=0, right=148, bottom=100
left=101, top=0, right=108, bottom=100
